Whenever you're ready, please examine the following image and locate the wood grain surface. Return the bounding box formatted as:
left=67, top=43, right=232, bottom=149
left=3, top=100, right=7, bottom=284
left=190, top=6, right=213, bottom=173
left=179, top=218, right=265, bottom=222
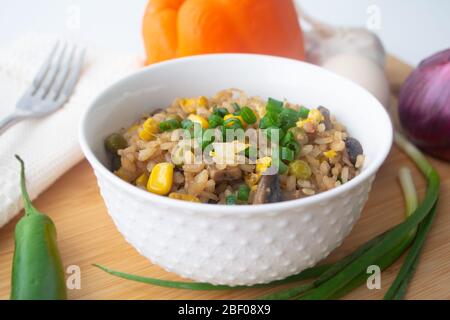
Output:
left=0, top=57, right=449, bottom=300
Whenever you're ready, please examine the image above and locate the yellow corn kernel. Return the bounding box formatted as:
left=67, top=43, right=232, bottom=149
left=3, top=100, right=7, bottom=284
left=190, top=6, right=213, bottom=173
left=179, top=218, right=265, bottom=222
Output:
left=147, top=163, right=174, bottom=195
left=179, top=98, right=196, bottom=113
left=324, top=150, right=337, bottom=160
left=135, top=173, right=149, bottom=187
left=188, top=114, right=209, bottom=129
left=115, top=167, right=133, bottom=182
left=197, top=96, right=208, bottom=107
left=127, top=124, right=140, bottom=134
left=138, top=128, right=154, bottom=141
left=179, top=96, right=208, bottom=113
left=309, top=109, right=324, bottom=124
left=256, top=157, right=272, bottom=174
left=139, top=117, right=159, bottom=141
left=296, top=118, right=309, bottom=128
left=168, top=193, right=201, bottom=202
left=143, top=117, right=159, bottom=134
left=296, top=108, right=324, bottom=129
left=223, top=114, right=246, bottom=127
left=245, top=172, right=261, bottom=188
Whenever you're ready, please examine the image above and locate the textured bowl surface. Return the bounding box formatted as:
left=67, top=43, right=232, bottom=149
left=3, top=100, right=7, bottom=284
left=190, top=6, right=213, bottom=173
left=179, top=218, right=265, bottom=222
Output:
left=79, top=54, right=392, bottom=285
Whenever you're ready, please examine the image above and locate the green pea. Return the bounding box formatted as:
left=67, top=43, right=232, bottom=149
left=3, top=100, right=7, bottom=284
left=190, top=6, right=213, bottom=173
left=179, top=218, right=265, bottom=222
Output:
left=289, top=160, right=312, bottom=180
left=105, top=133, right=128, bottom=154
left=237, top=184, right=250, bottom=201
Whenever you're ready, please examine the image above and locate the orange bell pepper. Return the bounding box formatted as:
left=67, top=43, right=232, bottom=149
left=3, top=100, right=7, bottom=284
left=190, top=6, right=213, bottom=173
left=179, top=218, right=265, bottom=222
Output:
left=142, top=0, right=305, bottom=65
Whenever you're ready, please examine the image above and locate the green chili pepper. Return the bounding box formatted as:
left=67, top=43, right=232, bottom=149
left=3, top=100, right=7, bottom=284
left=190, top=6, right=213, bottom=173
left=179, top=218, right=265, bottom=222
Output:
left=10, top=156, right=67, bottom=300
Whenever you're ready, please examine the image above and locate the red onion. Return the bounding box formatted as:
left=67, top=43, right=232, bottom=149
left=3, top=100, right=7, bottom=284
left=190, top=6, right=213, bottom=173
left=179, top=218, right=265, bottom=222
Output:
left=398, top=49, right=450, bottom=161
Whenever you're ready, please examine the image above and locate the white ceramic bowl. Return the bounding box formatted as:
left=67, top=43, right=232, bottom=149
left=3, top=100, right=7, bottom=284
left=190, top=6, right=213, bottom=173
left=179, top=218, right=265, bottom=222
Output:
left=79, top=54, right=392, bottom=286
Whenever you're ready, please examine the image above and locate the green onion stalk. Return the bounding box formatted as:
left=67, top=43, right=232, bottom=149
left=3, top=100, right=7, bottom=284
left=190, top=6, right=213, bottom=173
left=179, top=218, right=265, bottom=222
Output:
left=94, top=133, right=439, bottom=300
left=296, top=132, right=439, bottom=300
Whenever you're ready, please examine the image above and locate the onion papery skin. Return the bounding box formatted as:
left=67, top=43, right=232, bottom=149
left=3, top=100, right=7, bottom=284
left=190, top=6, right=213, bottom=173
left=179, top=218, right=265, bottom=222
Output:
left=398, top=49, right=450, bottom=161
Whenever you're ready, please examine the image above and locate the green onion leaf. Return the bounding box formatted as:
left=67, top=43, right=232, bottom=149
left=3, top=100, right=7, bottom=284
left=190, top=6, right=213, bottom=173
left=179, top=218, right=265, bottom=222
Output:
left=237, top=184, right=250, bottom=201
left=240, top=106, right=257, bottom=124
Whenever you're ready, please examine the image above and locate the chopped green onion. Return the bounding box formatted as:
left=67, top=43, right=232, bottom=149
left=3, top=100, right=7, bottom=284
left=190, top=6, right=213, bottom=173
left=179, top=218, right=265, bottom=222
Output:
left=237, top=184, right=250, bottom=201
left=244, top=146, right=258, bottom=159
left=281, top=131, right=294, bottom=146
left=266, top=98, right=284, bottom=114
left=213, top=107, right=229, bottom=118
left=181, top=119, right=194, bottom=130
left=207, top=114, right=223, bottom=128
left=259, top=112, right=279, bottom=129
left=223, top=117, right=244, bottom=129
left=271, top=148, right=288, bottom=174
left=281, top=147, right=294, bottom=161
left=263, top=127, right=284, bottom=141
left=286, top=140, right=301, bottom=157
left=240, top=106, right=257, bottom=124
left=159, top=119, right=181, bottom=132
left=298, top=106, right=310, bottom=119
left=279, top=108, right=299, bottom=130
left=226, top=194, right=237, bottom=205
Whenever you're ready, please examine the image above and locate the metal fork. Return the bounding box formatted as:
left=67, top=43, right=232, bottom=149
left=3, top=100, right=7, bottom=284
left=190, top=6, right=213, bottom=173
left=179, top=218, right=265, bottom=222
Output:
left=0, top=41, right=85, bottom=135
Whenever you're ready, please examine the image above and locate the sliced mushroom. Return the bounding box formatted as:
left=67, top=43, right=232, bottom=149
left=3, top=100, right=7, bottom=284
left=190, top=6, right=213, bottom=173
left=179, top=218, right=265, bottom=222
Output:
left=209, top=166, right=242, bottom=182
left=282, top=189, right=304, bottom=201
left=318, top=106, right=332, bottom=130
left=342, top=148, right=353, bottom=167
left=253, top=174, right=282, bottom=204
left=345, top=137, right=363, bottom=165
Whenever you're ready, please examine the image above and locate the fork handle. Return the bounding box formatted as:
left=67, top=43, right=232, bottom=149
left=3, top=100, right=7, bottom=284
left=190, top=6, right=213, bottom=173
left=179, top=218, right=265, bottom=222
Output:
left=0, top=113, right=26, bottom=136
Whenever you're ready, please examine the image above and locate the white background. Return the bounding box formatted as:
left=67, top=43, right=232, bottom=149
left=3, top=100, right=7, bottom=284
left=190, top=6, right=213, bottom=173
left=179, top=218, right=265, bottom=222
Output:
left=0, top=0, right=449, bottom=66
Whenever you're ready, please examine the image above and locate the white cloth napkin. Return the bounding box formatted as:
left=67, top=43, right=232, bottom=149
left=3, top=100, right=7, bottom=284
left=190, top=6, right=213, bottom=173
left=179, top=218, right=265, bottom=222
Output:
left=0, top=34, right=142, bottom=228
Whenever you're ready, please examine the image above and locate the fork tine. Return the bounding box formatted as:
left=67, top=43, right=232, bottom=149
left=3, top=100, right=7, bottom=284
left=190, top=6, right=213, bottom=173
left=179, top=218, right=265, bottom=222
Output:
left=48, top=45, right=76, bottom=100
left=59, top=47, right=85, bottom=101
left=36, top=42, right=68, bottom=98
left=32, top=41, right=60, bottom=90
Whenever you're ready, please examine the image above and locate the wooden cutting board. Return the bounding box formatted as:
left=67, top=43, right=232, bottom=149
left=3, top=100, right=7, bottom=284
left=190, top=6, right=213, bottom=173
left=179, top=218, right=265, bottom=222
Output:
left=0, top=57, right=449, bottom=300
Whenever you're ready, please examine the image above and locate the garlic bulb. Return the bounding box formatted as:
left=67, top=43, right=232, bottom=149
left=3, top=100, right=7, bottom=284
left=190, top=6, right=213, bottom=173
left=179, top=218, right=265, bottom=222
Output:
left=296, top=4, right=386, bottom=67
left=323, top=53, right=391, bottom=108
left=295, top=4, right=390, bottom=108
